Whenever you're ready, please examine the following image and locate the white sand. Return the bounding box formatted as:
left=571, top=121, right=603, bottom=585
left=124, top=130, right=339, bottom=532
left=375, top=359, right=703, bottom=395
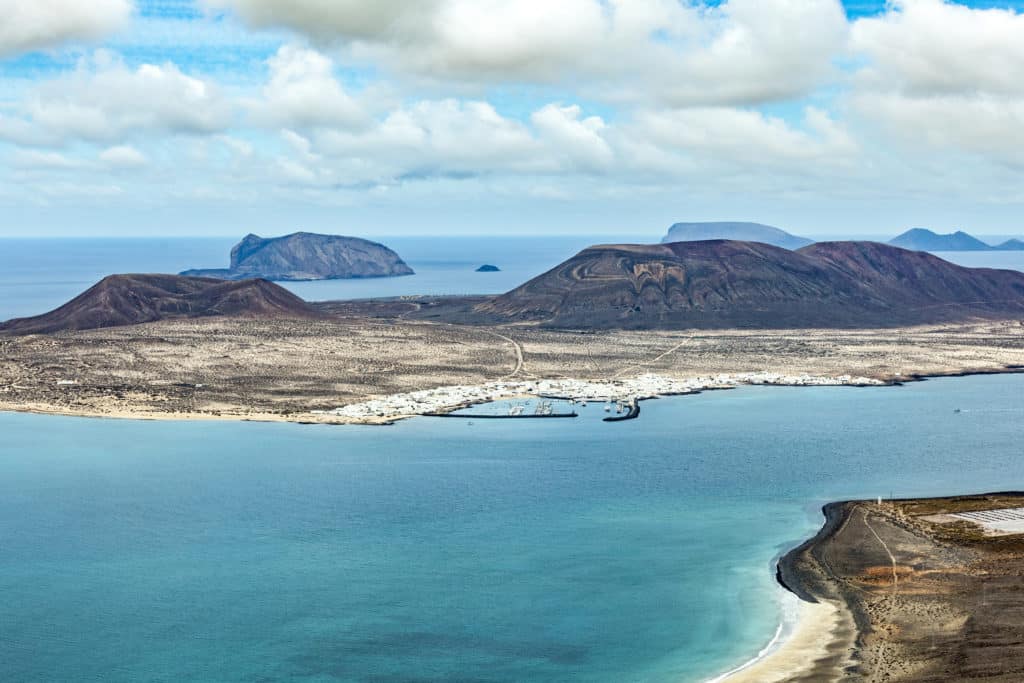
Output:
left=709, top=597, right=851, bottom=683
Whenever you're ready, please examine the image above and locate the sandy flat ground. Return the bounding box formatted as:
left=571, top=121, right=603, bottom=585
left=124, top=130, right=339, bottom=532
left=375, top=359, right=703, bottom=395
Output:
left=1, top=317, right=1023, bottom=423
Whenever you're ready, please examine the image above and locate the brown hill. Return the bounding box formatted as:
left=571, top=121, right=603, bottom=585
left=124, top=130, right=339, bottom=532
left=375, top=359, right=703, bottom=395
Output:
left=476, top=240, right=1024, bottom=329
left=0, top=274, right=318, bottom=335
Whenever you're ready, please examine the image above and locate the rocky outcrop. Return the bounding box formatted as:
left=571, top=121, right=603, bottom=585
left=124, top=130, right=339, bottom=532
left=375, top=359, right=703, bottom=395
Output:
left=181, top=232, right=414, bottom=281
left=476, top=240, right=1024, bottom=329
left=661, top=222, right=813, bottom=250
left=0, top=274, right=318, bottom=335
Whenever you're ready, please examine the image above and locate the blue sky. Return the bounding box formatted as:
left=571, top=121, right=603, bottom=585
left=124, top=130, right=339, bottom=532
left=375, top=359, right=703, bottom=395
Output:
left=2, top=0, right=1024, bottom=238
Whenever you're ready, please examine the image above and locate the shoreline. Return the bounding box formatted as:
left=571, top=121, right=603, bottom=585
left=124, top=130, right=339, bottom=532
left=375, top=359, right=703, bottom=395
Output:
left=710, top=505, right=860, bottom=683
left=2, top=365, right=1021, bottom=426
left=710, top=594, right=854, bottom=683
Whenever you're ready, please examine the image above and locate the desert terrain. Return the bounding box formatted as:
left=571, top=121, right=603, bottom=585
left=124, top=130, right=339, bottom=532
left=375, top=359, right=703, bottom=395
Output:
left=1, top=316, right=1022, bottom=423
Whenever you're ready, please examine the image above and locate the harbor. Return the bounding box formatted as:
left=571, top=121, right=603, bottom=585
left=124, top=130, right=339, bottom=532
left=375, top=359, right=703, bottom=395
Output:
left=312, top=372, right=884, bottom=423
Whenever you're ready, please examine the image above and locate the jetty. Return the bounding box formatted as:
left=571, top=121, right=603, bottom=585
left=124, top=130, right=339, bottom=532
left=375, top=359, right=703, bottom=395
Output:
left=603, top=399, right=640, bottom=422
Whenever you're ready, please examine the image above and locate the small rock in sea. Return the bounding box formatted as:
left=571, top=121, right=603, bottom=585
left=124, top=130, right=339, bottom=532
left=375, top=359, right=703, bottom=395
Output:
left=476, top=264, right=500, bottom=272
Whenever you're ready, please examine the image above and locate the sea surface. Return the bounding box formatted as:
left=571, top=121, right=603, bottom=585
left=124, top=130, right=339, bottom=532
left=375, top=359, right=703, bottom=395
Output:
left=0, top=236, right=1022, bottom=321
left=1, top=375, right=1023, bottom=682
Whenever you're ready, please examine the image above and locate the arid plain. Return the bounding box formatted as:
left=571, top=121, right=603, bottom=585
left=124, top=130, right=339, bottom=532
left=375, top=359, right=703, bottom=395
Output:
left=2, top=315, right=1022, bottom=423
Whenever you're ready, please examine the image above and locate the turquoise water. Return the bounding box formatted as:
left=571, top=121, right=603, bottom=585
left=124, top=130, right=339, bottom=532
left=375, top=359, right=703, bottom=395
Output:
left=2, top=375, right=1022, bottom=682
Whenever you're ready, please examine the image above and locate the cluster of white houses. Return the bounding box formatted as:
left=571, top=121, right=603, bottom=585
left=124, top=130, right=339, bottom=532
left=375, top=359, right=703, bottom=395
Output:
left=315, top=372, right=883, bottom=421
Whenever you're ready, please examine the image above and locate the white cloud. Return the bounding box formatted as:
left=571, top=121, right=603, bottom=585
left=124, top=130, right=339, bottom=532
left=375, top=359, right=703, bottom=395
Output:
left=100, top=144, right=148, bottom=168
left=255, top=45, right=366, bottom=129
left=623, top=106, right=858, bottom=175
left=852, top=0, right=1024, bottom=97
left=0, top=0, right=132, bottom=57
left=210, top=0, right=848, bottom=106
left=849, top=1, right=1024, bottom=164
left=531, top=104, right=613, bottom=172
left=313, top=99, right=549, bottom=181
left=0, top=52, right=231, bottom=145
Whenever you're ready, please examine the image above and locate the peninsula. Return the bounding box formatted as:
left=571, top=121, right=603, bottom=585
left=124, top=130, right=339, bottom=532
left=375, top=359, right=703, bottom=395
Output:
left=760, top=493, right=1024, bottom=682
left=181, top=232, right=414, bottom=281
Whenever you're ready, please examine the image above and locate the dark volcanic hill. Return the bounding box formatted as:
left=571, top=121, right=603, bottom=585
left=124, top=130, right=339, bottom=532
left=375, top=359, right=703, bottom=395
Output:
left=181, top=232, right=414, bottom=281
left=0, top=274, right=318, bottom=335
left=476, top=240, right=1024, bottom=329
left=661, top=221, right=813, bottom=250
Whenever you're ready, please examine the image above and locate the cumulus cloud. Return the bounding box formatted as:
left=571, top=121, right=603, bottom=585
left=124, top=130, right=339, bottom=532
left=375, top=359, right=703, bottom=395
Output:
left=852, top=0, right=1024, bottom=96
left=0, top=52, right=231, bottom=145
left=209, top=0, right=848, bottom=106
left=531, top=104, right=613, bottom=172
left=0, top=0, right=132, bottom=57
left=255, top=45, right=366, bottom=129
left=849, top=0, right=1024, bottom=164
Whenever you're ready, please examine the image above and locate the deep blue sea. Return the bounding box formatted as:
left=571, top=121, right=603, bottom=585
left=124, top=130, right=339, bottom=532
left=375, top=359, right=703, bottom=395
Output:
left=1, top=238, right=1023, bottom=682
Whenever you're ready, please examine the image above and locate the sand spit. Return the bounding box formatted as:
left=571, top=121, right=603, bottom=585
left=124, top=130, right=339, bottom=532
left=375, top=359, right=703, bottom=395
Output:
left=770, top=494, right=1024, bottom=682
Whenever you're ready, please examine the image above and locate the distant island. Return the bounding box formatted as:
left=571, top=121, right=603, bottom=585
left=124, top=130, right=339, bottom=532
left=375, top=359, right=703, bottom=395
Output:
left=661, top=221, right=813, bottom=250
left=0, top=274, right=316, bottom=335
left=181, top=232, right=414, bottom=281
left=476, top=264, right=500, bottom=272
left=889, top=228, right=1024, bottom=251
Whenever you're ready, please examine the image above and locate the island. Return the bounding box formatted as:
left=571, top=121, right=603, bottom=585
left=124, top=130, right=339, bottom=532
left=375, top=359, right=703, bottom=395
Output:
left=180, top=232, right=414, bottom=281
left=661, top=221, right=813, bottom=250
left=2, top=239, right=1023, bottom=425
left=761, top=493, right=1024, bottom=682
left=476, top=264, right=501, bottom=272
left=889, top=228, right=1024, bottom=251
left=473, top=240, right=1024, bottom=328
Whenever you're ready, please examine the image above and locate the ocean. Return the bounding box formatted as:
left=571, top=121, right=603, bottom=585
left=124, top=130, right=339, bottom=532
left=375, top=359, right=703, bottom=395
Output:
left=2, top=376, right=1023, bottom=682
left=1, top=237, right=1023, bottom=681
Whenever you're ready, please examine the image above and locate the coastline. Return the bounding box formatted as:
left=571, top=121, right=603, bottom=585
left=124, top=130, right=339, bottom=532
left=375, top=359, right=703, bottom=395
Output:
left=710, top=595, right=854, bottom=683
left=709, top=504, right=860, bottom=683
left=2, top=365, right=1021, bottom=426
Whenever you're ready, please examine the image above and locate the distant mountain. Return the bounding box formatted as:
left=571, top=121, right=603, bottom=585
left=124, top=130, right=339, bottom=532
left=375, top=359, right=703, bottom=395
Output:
left=181, top=232, right=414, bottom=281
left=476, top=264, right=501, bottom=272
left=475, top=240, right=1024, bottom=329
left=996, top=239, right=1024, bottom=251
left=889, top=228, right=997, bottom=251
left=661, top=222, right=813, bottom=250
left=0, top=274, right=318, bottom=335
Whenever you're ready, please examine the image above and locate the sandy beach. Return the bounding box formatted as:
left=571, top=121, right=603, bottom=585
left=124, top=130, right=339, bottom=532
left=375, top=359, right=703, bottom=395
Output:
left=714, top=597, right=855, bottom=683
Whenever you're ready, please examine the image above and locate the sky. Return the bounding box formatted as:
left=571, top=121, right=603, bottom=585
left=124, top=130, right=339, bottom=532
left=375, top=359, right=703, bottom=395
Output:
left=2, top=0, right=1024, bottom=238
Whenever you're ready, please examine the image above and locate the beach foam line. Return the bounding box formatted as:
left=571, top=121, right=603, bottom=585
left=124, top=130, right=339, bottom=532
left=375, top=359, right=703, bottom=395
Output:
left=708, top=595, right=848, bottom=683
left=703, top=588, right=797, bottom=683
